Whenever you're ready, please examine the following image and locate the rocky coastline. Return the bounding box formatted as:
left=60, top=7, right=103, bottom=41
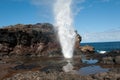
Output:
left=0, top=23, right=120, bottom=80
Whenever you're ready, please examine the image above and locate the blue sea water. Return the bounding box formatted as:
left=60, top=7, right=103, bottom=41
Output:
left=81, top=41, right=120, bottom=52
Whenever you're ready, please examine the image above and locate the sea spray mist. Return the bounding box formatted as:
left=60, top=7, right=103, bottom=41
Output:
left=54, top=0, right=76, bottom=59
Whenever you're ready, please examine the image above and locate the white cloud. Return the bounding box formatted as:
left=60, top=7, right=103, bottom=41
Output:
left=82, top=29, right=120, bottom=42
left=72, top=0, right=86, bottom=16
left=29, top=0, right=86, bottom=22
left=71, top=0, right=111, bottom=16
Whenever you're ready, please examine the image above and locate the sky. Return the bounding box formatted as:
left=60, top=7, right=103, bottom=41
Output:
left=0, top=0, right=120, bottom=42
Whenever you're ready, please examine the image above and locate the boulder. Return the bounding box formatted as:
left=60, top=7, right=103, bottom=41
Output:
left=101, top=57, right=114, bottom=64
left=115, top=56, right=120, bottom=64
left=80, top=45, right=94, bottom=53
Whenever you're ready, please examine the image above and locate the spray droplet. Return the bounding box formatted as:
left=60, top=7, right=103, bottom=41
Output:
left=54, top=0, right=76, bottom=58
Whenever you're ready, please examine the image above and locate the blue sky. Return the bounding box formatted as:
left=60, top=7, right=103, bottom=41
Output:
left=0, top=0, right=120, bottom=42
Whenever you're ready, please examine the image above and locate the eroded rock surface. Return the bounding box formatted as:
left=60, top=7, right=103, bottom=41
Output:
left=0, top=23, right=82, bottom=57
left=0, top=23, right=58, bottom=57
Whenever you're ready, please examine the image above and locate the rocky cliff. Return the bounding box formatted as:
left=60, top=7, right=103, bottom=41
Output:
left=0, top=23, right=82, bottom=57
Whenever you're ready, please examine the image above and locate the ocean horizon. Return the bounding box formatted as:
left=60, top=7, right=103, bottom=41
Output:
left=81, top=41, right=120, bottom=52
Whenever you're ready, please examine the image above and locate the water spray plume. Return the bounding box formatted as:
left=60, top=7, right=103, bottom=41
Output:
left=54, top=0, right=76, bottom=58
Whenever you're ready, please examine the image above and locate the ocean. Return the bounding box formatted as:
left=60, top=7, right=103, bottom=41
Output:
left=81, top=41, right=120, bottom=52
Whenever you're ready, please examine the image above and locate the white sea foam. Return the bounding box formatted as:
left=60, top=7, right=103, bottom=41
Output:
left=54, top=0, right=76, bottom=58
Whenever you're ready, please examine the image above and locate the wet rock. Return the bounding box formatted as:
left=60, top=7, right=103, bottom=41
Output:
left=101, top=57, right=114, bottom=64
left=115, top=56, right=120, bottom=64
left=80, top=45, right=94, bottom=53
left=92, top=70, right=120, bottom=80
left=12, top=64, right=37, bottom=70
left=110, top=50, right=120, bottom=54
left=110, top=68, right=120, bottom=74
left=0, top=60, right=6, bottom=64
left=40, top=65, right=62, bottom=73
left=4, top=68, right=120, bottom=80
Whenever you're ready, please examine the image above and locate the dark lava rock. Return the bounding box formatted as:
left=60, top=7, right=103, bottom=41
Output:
left=99, top=50, right=120, bottom=64
left=40, top=62, right=65, bottom=73
left=0, top=23, right=82, bottom=57
left=4, top=68, right=120, bottom=80
left=0, top=29, right=17, bottom=47
left=12, top=64, right=37, bottom=70
left=40, top=65, right=62, bottom=73
left=0, top=23, right=59, bottom=57
left=101, top=56, right=115, bottom=64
